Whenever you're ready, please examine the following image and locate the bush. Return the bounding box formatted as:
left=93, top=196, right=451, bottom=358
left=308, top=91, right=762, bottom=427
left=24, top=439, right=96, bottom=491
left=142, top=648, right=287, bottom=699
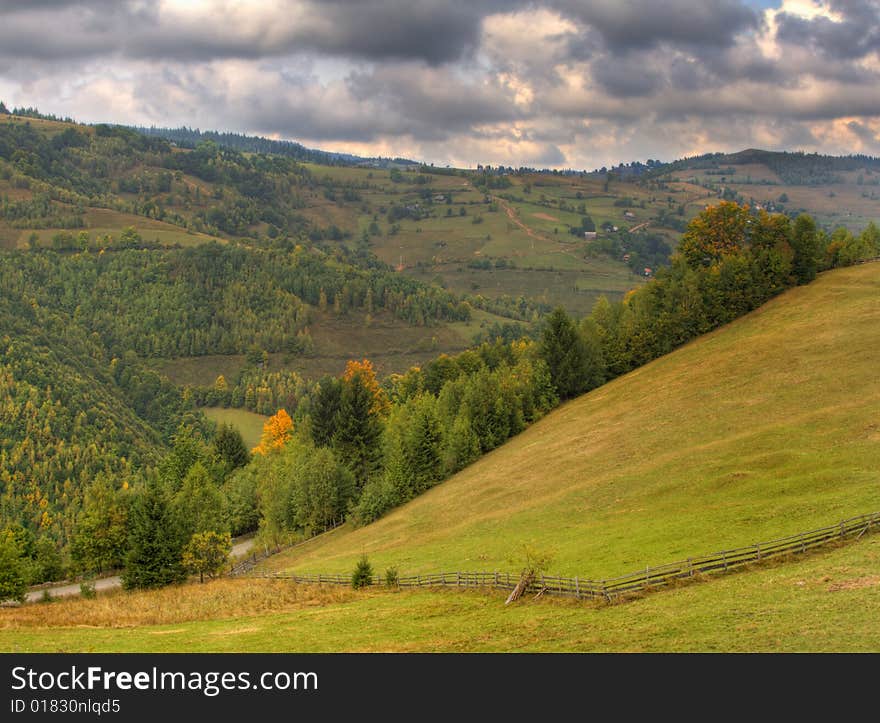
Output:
left=351, top=478, right=398, bottom=527
left=0, top=538, right=27, bottom=604
left=385, top=566, right=399, bottom=587
left=351, top=554, right=374, bottom=589
left=79, top=579, right=97, bottom=599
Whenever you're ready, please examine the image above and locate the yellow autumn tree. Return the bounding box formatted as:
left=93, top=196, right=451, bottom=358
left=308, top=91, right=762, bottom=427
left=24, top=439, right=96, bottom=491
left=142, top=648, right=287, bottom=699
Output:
left=343, top=359, right=389, bottom=416
left=252, top=408, right=294, bottom=455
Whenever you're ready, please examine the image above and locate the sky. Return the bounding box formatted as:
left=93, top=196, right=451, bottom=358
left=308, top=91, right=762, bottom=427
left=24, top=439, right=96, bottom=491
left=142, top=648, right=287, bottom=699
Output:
left=1, top=0, right=879, bottom=169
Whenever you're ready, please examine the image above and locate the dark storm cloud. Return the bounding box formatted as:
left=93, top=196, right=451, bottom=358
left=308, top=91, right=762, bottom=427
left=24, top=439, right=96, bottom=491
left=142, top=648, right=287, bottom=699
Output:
left=552, top=0, right=758, bottom=52
left=776, top=0, right=880, bottom=60
left=346, top=64, right=521, bottom=137
left=2, top=0, right=880, bottom=168
left=591, top=57, right=664, bottom=97
left=0, top=0, right=760, bottom=66
left=0, top=0, right=524, bottom=66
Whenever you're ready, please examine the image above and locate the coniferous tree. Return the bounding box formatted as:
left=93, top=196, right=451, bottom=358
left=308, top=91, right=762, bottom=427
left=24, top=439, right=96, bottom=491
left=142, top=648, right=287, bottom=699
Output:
left=351, top=554, right=374, bottom=589
left=158, top=428, right=206, bottom=492
left=311, top=376, right=343, bottom=447
left=443, top=410, right=481, bottom=474
left=791, top=214, right=820, bottom=284
left=405, top=395, right=443, bottom=494
left=333, top=369, right=383, bottom=488
left=122, top=482, right=186, bottom=590
left=539, top=307, right=594, bottom=400
left=212, top=423, right=250, bottom=474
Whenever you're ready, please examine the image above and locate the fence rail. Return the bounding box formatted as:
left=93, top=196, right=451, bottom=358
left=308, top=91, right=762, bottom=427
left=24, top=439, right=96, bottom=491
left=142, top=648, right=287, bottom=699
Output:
left=247, top=510, right=880, bottom=602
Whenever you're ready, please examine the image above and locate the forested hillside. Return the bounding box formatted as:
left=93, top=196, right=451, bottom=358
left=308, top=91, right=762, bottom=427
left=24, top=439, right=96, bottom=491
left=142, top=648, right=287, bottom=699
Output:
left=0, top=284, right=194, bottom=562
left=1, top=107, right=878, bottom=599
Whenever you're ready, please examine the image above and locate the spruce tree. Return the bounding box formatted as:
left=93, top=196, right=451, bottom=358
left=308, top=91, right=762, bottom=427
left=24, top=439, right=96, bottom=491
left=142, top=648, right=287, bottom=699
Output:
left=791, top=214, right=820, bottom=285
left=212, top=423, right=250, bottom=473
left=405, top=396, right=443, bottom=494
left=333, top=371, right=382, bottom=488
left=540, top=307, right=594, bottom=400
left=351, top=554, right=374, bottom=589
left=122, top=482, right=186, bottom=590
left=311, top=376, right=342, bottom=447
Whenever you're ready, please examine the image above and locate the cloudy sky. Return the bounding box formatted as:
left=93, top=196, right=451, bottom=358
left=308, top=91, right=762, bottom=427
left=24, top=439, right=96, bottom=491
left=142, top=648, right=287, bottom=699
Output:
left=0, top=0, right=878, bottom=168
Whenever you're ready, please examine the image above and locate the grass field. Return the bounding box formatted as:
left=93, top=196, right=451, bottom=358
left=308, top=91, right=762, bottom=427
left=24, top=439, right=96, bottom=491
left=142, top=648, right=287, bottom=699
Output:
left=1, top=534, right=878, bottom=652
left=202, top=408, right=267, bottom=450
left=263, top=262, right=880, bottom=580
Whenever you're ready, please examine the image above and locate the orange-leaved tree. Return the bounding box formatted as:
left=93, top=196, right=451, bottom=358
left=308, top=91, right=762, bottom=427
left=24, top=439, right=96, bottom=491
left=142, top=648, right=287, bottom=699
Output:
left=343, top=359, right=390, bottom=417
left=252, top=408, right=294, bottom=455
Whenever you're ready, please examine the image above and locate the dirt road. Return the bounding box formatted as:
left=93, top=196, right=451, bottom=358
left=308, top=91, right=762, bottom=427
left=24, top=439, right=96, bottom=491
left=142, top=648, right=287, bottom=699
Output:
left=25, top=536, right=256, bottom=603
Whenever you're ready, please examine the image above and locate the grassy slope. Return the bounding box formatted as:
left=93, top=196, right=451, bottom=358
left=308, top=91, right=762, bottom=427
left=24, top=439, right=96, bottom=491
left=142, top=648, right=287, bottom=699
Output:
left=202, top=408, right=267, bottom=450
left=265, top=262, right=880, bottom=579
left=2, top=535, right=878, bottom=652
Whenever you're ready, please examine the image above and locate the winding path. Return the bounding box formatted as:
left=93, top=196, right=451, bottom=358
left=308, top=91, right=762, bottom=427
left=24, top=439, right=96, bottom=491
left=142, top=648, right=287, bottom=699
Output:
left=25, top=536, right=255, bottom=603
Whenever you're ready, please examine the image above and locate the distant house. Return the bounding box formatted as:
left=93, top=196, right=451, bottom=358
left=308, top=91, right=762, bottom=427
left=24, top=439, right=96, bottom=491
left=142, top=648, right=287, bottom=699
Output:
left=583, top=231, right=597, bottom=240
left=623, top=210, right=636, bottom=220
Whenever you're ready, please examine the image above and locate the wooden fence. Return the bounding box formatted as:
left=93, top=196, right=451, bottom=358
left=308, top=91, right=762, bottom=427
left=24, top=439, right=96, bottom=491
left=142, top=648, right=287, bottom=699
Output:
left=251, top=510, right=880, bottom=602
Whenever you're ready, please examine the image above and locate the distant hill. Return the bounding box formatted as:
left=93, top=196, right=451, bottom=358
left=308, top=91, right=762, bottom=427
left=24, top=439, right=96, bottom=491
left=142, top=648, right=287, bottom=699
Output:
left=129, top=125, right=419, bottom=169
left=661, top=148, right=880, bottom=186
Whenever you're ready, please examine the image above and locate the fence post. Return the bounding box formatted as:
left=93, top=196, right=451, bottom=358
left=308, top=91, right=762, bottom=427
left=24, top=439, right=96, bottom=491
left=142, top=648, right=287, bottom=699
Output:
left=801, top=533, right=806, bottom=553
left=722, top=551, right=728, bottom=571
left=688, top=558, right=693, bottom=577
left=494, top=571, right=499, bottom=587
left=575, top=576, right=580, bottom=600
left=756, top=544, right=761, bottom=562
left=840, top=521, right=845, bottom=539
left=457, top=571, right=460, bottom=587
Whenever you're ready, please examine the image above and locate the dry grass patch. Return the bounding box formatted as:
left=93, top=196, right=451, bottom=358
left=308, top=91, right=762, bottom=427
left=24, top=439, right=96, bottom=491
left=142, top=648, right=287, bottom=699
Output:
left=0, top=579, right=359, bottom=630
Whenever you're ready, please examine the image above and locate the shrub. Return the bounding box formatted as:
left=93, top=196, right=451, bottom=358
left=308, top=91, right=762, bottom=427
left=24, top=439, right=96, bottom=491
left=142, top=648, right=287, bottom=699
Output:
left=351, top=554, right=374, bottom=589
left=80, top=579, right=97, bottom=599
left=385, top=566, right=399, bottom=587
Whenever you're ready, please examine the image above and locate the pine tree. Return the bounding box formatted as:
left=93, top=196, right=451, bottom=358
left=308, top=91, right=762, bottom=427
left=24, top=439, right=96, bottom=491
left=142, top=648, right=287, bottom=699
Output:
left=212, top=423, right=250, bottom=473
left=405, top=395, right=443, bottom=494
left=333, top=369, right=383, bottom=488
left=791, top=214, right=820, bottom=284
left=122, top=482, right=186, bottom=590
left=311, top=376, right=342, bottom=447
left=351, top=554, right=374, bottom=589
left=540, top=307, right=596, bottom=400
left=443, top=410, right=480, bottom=474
